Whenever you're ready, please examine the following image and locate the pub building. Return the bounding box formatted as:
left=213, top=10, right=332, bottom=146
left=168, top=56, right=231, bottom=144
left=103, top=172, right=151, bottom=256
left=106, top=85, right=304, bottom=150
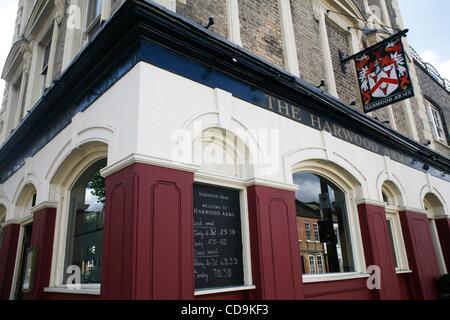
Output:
left=0, top=0, right=449, bottom=300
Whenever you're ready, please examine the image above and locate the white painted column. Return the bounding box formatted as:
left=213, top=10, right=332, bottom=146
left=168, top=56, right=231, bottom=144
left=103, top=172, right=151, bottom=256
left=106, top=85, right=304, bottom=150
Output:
left=4, top=84, right=16, bottom=135
left=379, top=0, right=391, bottom=26
left=153, top=0, right=176, bottom=11
left=23, top=40, right=40, bottom=111
left=14, top=67, right=29, bottom=124
left=314, top=3, right=338, bottom=97
left=61, top=0, right=84, bottom=71
left=227, top=0, right=242, bottom=46
left=45, top=18, right=62, bottom=88
left=278, top=0, right=299, bottom=77
left=102, top=0, right=113, bottom=20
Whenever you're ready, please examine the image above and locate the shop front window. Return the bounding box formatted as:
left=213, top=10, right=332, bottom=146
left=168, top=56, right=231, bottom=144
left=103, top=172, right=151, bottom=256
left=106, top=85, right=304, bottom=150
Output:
left=294, top=172, right=355, bottom=275
left=64, top=159, right=106, bottom=284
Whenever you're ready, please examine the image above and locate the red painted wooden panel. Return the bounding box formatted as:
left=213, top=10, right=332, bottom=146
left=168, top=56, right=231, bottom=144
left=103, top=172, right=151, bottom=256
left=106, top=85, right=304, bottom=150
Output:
left=400, top=211, right=440, bottom=300
left=103, top=184, right=128, bottom=299
left=195, top=290, right=251, bottom=300
left=435, top=218, right=450, bottom=271
left=101, top=163, right=194, bottom=300
left=40, top=292, right=99, bottom=300
left=0, top=224, right=20, bottom=300
left=247, top=185, right=303, bottom=300
left=397, top=273, right=413, bottom=300
left=23, top=208, right=56, bottom=300
left=357, top=204, right=400, bottom=300
left=303, top=278, right=374, bottom=300
left=151, top=182, right=182, bottom=299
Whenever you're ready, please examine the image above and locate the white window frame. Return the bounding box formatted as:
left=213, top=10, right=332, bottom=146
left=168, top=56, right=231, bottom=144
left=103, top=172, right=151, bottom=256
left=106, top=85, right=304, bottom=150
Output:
left=49, top=157, right=107, bottom=296
left=83, top=0, right=105, bottom=43
left=294, top=171, right=367, bottom=284
left=308, top=255, right=316, bottom=275
left=9, top=215, right=33, bottom=300
left=40, top=34, right=52, bottom=94
left=313, top=223, right=320, bottom=242
left=316, top=255, right=324, bottom=274
left=427, top=101, right=447, bottom=144
left=193, top=172, right=255, bottom=296
left=385, top=207, right=410, bottom=273
left=305, top=222, right=311, bottom=241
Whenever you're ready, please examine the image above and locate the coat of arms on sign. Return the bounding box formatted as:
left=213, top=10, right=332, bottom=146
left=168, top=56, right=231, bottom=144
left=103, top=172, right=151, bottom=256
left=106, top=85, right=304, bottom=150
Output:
left=355, top=37, right=414, bottom=113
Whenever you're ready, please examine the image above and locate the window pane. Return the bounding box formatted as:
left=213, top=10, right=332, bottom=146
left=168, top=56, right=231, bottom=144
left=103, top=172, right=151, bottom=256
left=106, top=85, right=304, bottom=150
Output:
left=317, top=255, right=324, bottom=274
left=42, top=41, right=51, bottom=72
left=87, top=0, right=103, bottom=25
left=294, top=172, right=355, bottom=275
left=430, top=104, right=446, bottom=141
left=309, top=256, right=316, bottom=274
left=313, top=223, right=320, bottom=242
left=386, top=219, right=398, bottom=269
left=305, top=222, right=311, bottom=241
left=65, top=159, right=106, bottom=284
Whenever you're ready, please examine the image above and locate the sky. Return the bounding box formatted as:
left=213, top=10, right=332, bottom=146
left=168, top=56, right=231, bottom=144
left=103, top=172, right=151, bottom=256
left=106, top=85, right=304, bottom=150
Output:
left=0, top=0, right=449, bottom=100
left=0, top=0, right=18, bottom=99
left=398, top=0, right=450, bottom=80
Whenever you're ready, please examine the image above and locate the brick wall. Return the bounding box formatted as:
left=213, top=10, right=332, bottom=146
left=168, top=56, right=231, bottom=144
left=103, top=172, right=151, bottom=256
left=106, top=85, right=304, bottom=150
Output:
left=326, top=18, right=361, bottom=109
left=392, top=103, right=411, bottom=137
left=238, top=0, right=284, bottom=68
left=290, top=0, right=325, bottom=86
left=415, top=62, right=450, bottom=156
left=177, top=0, right=228, bottom=39
left=415, top=63, right=450, bottom=139
left=410, top=97, right=427, bottom=142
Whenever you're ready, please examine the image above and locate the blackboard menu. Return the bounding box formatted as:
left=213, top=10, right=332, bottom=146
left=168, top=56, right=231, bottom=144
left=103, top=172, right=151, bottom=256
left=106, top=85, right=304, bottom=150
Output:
left=193, top=184, right=244, bottom=290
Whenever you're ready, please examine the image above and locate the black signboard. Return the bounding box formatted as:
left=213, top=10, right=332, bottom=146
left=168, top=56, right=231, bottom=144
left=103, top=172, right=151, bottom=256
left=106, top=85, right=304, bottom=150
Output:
left=353, top=32, right=414, bottom=113
left=193, top=184, right=244, bottom=290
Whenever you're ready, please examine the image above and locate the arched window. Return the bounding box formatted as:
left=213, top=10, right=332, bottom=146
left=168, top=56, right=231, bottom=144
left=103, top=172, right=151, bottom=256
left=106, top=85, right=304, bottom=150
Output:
left=294, top=172, right=355, bottom=275
left=381, top=181, right=409, bottom=272
left=0, top=205, right=6, bottom=249
left=424, top=193, right=448, bottom=275
left=64, top=158, right=106, bottom=284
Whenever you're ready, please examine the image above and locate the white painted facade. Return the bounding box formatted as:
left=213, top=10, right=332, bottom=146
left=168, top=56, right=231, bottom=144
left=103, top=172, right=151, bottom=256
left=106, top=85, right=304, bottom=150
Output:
left=1, top=61, right=448, bottom=225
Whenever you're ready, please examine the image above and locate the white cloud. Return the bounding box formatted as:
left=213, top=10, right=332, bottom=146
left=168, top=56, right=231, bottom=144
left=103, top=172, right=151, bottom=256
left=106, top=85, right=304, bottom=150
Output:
left=420, top=49, right=450, bottom=81
left=0, top=0, right=19, bottom=98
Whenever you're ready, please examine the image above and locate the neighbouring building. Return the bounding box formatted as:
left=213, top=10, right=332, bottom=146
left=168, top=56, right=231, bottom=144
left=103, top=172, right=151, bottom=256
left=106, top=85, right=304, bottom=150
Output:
left=0, top=0, right=449, bottom=300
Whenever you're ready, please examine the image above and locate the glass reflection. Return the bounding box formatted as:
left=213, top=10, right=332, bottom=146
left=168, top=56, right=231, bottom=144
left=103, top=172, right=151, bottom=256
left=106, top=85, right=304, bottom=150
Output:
left=65, top=159, right=106, bottom=284
left=294, top=172, right=355, bottom=275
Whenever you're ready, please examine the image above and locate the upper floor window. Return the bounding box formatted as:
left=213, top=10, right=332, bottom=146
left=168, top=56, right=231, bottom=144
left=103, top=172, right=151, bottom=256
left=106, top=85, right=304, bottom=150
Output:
left=305, top=222, right=311, bottom=241
left=382, top=182, right=409, bottom=272
left=85, top=0, right=104, bottom=40
left=11, top=75, right=23, bottom=126
left=316, top=255, right=324, bottom=274
left=308, top=256, right=316, bottom=275
left=64, top=158, right=106, bottom=284
left=313, top=223, right=320, bottom=242
left=40, top=30, right=53, bottom=94
left=294, top=172, right=355, bottom=275
left=427, top=101, right=447, bottom=144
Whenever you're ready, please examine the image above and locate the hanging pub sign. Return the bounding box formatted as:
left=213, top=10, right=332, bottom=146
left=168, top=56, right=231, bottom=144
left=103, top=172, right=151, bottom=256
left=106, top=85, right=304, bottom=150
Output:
left=342, top=29, right=414, bottom=113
